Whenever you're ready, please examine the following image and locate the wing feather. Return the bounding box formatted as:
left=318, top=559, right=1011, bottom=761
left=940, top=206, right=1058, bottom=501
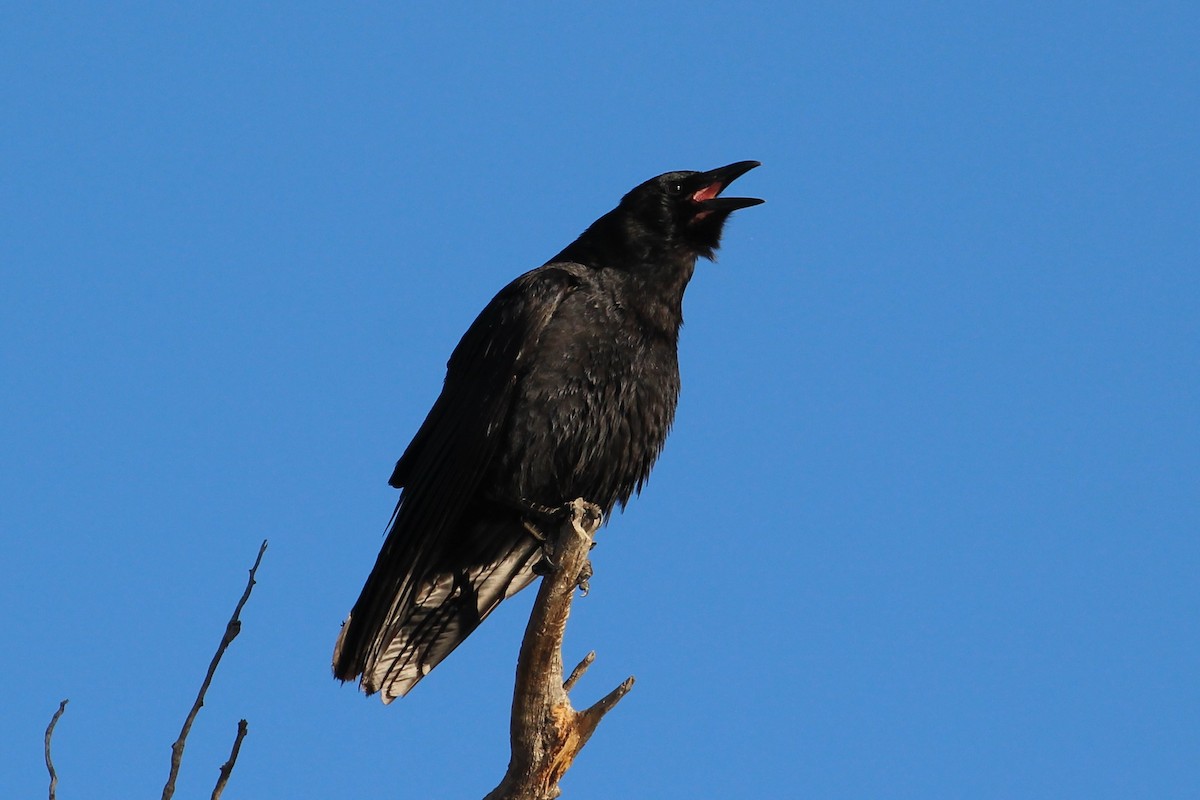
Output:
left=333, top=264, right=584, bottom=696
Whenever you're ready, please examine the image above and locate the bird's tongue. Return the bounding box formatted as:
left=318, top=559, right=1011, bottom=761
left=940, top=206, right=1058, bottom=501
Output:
left=691, top=182, right=723, bottom=203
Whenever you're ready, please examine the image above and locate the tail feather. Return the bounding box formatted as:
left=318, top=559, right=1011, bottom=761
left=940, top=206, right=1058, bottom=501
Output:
left=334, top=513, right=542, bottom=701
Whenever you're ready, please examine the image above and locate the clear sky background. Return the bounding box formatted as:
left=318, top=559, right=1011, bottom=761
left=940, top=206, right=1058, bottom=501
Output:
left=3, top=4, right=1197, bottom=798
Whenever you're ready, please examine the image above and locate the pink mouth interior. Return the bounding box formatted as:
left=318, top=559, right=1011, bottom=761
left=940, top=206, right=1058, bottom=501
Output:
left=691, top=182, right=723, bottom=202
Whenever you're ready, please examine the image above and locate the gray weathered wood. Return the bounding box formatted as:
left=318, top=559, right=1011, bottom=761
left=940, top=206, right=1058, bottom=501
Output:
left=485, top=499, right=635, bottom=800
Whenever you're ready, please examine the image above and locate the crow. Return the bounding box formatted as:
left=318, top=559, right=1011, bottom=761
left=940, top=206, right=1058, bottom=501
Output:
left=333, top=161, right=763, bottom=701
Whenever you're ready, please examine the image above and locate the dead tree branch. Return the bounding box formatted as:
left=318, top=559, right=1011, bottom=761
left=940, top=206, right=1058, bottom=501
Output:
left=210, top=719, right=249, bottom=800
left=44, top=699, right=68, bottom=800
left=485, top=499, right=635, bottom=800
left=161, top=539, right=267, bottom=800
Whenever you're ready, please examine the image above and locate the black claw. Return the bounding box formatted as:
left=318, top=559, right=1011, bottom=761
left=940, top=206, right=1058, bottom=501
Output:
left=577, top=559, right=594, bottom=595
left=532, top=554, right=558, bottom=576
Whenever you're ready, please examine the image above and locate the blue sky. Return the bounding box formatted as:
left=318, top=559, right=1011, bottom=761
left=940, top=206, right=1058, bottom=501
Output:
left=3, top=3, right=1197, bottom=798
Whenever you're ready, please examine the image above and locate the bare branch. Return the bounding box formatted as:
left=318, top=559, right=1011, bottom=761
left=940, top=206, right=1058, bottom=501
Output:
left=45, top=699, right=68, bottom=800
left=162, top=539, right=267, bottom=800
left=562, top=651, right=595, bottom=693
left=485, top=499, right=635, bottom=800
left=210, top=719, right=249, bottom=800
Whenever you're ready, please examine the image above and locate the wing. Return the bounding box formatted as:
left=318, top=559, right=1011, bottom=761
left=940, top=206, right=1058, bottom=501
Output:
left=333, top=263, right=584, bottom=694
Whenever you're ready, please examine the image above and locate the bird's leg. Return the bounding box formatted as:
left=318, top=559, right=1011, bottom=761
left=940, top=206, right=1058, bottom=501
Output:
left=487, top=491, right=571, bottom=524
left=573, top=502, right=603, bottom=594
left=520, top=498, right=571, bottom=520
left=532, top=504, right=600, bottom=589
left=527, top=502, right=602, bottom=585
left=525, top=503, right=571, bottom=575
left=576, top=558, right=594, bottom=596
left=563, top=500, right=601, bottom=594
left=488, top=493, right=600, bottom=580
left=525, top=517, right=559, bottom=575
left=487, top=492, right=572, bottom=574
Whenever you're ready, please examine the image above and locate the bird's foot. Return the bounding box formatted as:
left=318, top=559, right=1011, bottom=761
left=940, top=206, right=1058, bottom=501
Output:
left=488, top=492, right=571, bottom=531
left=531, top=554, right=558, bottom=576
left=577, top=558, right=594, bottom=596
left=502, top=495, right=573, bottom=573
left=520, top=497, right=572, bottom=521
left=506, top=496, right=599, bottom=579
left=523, top=518, right=560, bottom=575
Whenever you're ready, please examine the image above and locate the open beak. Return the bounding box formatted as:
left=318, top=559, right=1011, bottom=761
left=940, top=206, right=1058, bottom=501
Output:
left=686, top=160, right=764, bottom=213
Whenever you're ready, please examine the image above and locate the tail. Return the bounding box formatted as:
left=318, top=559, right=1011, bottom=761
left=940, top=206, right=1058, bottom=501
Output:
left=333, top=510, right=542, bottom=702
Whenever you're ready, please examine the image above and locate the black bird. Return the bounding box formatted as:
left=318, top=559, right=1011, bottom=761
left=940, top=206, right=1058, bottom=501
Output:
left=333, top=161, right=763, bottom=701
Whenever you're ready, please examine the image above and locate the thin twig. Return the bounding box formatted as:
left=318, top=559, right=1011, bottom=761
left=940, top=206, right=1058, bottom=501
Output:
left=210, top=719, right=249, bottom=800
left=161, top=539, right=267, bottom=800
left=563, top=651, right=595, bottom=693
left=45, top=699, right=68, bottom=800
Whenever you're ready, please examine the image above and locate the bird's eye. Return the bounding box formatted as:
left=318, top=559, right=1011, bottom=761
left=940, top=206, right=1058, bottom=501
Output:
left=668, top=181, right=684, bottom=196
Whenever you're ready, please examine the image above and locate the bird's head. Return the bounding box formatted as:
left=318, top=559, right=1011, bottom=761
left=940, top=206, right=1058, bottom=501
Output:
left=620, top=160, right=764, bottom=261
